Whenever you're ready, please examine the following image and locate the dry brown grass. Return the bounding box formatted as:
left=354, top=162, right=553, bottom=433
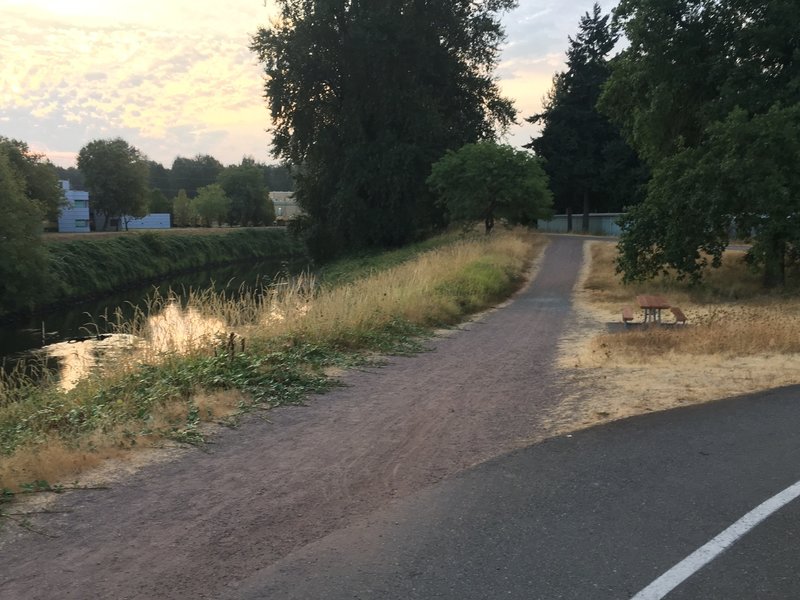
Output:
left=551, top=240, right=800, bottom=435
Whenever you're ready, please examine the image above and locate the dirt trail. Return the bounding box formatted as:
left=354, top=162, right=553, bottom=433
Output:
left=0, top=235, right=586, bottom=600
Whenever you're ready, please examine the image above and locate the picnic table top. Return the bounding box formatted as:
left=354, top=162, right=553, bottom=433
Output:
left=636, top=294, right=671, bottom=310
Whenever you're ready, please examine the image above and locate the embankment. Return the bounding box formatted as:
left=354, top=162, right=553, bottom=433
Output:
left=2, top=228, right=305, bottom=319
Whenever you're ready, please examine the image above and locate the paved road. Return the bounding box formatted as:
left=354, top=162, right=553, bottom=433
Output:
left=232, top=385, right=800, bottom=599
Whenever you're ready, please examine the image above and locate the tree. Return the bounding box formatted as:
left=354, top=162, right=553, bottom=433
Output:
left=147, top=160, right=173, bottom=198
left=172, top=189, right=193, bottom=227
left=262, top=163, right=295, bottom=192
left=600, top=0, right=800, bottom=286
left=171, top=154, right=223, bottom=198
left=0, top=147, right=48, bottom=315
left=77, top=138, right=149, bottom=231
left=192, top=184, right=230, bottom=227
left=427, top=143, right=553, bottom=234
left=251, top=0, right=517, bottom=259
left=0, top=136, right=64, bottom=222
left=218, top=159, right=274, bottom=226
left=147, top=188, right=172, bottom=215
left=54, top=165, right=86, bottom=191
left=525, top=4, right=646, bottom=231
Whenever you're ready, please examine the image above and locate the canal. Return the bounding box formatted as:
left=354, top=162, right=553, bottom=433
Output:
left=0, top=258, right=305, bottom=369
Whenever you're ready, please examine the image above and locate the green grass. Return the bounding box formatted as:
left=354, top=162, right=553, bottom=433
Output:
left=0, top=229, right=306, bottom=318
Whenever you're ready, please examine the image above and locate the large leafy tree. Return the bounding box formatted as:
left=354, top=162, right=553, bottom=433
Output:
left=600, top=0, right=800, bottom=286
left=427, top=143, right=553, bottom=234
left=171, top=154, right=223, bottom=198
left=251, top=0, right=517, bottom=259
left=0, top=147, right=48, bottom=315
left=77, top=138, right=149, bottom=230
left=0, top=136, right=64, bottom=222
left=218, top=159, right=274, bottom=226
left=526, top=4, right=646, bottom=231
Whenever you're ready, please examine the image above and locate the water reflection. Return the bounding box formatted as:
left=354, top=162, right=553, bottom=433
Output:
left=42, top=302, right=227, bottom=391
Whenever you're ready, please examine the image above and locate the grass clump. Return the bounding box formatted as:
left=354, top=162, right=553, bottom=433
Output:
left=1, top=228, right=544, bottom=491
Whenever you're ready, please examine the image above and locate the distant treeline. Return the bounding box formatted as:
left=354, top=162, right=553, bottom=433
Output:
left=55, top=155, right=295, bottom=199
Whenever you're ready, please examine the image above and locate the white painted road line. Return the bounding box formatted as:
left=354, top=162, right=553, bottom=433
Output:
left=631, top=479, right=800, bottom=600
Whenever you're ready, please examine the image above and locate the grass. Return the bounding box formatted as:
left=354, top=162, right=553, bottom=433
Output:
left=0, top=228, right=544, bottom=492
left=584, top=241, right=800, bottom=359
left=0, top=228, right=305, bottom=319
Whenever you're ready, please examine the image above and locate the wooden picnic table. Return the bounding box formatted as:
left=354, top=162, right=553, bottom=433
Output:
left=637, top=294, right=671, bottom=323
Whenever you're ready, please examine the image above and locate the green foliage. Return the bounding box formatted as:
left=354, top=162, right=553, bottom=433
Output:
left=427, top=143, right=553, bottom=233
left=77, top=138, right=149, bottom=229
left=0, top=136, right=64, bottom=221
left=218, top=159, right=274, bottom=226
left=526, top=4, right=646, bottom=218
left=170, top=154, right=223, bottom=199
left=0, top=229, right=304, bottom=317
left=172, top=189, right=193, bottom=227
left=40, top=229, right=304, bottom=307
left=192, top=184, right=230, bottom=227
left=602, top=0, right=800, bottom=286
left=251, top=0, right=518, bottom=259
left=0, top=148, right=48, bottom=314
left=147, top=188, right=172, bottom=215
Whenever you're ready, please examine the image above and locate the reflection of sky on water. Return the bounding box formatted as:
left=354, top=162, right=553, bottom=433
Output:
left=44, top=303, right=226, bottom=391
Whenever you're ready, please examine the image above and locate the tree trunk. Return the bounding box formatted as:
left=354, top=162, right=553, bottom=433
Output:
left=566, top=207, right=573, bottom=233
left=762, top=234, right=786, bottom=288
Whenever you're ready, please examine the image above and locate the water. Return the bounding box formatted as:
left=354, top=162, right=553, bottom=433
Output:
left=0, top=258, right=306, bottom=370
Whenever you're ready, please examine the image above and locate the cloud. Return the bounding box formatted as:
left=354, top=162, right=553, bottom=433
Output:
left=2, top=0, right=615, bottom=167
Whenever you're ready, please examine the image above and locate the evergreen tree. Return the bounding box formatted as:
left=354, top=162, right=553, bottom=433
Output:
left=526, top=4, right=645, bottom=231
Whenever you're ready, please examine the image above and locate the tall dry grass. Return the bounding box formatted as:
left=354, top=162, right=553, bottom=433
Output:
left=585, top=241, right=800, bottom=359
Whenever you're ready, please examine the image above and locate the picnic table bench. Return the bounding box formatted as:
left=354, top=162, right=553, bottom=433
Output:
left=621, top=296, right=688, bottom=325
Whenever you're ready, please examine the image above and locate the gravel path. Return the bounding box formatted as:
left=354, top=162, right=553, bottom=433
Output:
left=0, top=235, right=585, bottom=600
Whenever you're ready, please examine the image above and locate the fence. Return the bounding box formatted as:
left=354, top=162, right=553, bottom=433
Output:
left=537, top=213, right=623, bottom=237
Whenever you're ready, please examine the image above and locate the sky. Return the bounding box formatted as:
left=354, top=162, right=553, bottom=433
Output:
left=0, top=0, right=615, bottom=169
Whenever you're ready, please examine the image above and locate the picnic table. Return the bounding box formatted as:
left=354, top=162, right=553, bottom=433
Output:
left=637, top=294, right=671, bottom=323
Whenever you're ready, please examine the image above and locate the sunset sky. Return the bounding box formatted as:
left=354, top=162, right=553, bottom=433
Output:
left=1, top=0, right=615, bottom=169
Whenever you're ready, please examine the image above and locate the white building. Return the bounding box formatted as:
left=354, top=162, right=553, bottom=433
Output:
left=57, top=180, right=90, bottom=233
left=270, top=191, right=301, bottom=225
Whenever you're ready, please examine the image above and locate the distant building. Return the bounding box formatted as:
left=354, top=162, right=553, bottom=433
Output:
left=57, top=180, right=90, bottom=233
left=270, top=191, right=302, bottom=225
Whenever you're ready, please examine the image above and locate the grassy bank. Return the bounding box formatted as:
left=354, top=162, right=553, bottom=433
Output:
left=0, top=229, right=545, bottom=492
left=1, top=228, right=305, bottom=319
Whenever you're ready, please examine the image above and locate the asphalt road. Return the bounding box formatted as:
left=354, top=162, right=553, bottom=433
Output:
left=232, top=385, right=800, bottom=600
